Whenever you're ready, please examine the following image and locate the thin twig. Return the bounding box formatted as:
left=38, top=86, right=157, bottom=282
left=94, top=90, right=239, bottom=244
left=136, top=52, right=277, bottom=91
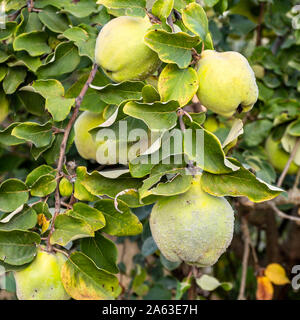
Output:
left=47, top=64, right=98, bottom=251
left=52, top=247, right=70, bottom=258
left=177, top=109, right=186, bottom=132
left=268, top=202, right=300, bottom=223
left=167, top=12, right=175, bottom=32
left=238, top=217, right=250, bottom=300
left=277, top=138, right=300, bottom=187
left=256, top=2, right=265, bottom=46
left=27, top=0, right=34, bottom=12
left=293, top=168, right=300, bottom=190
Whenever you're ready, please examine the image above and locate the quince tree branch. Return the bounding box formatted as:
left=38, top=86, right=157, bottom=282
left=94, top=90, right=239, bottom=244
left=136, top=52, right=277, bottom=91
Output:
left=47, top=63, right=98, bottom=251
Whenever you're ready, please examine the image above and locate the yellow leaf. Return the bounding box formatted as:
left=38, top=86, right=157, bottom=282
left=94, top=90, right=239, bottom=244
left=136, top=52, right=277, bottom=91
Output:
left=256, top=276, right=274, bottom=300
left=37, top=214, right=50, bottom=234
left=265, top=263, right=290, bottom=285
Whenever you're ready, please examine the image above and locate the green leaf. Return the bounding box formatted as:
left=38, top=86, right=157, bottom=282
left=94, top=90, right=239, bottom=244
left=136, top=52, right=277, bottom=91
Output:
left=244, top=120, right=273, bottom=147
left=0, top=22, right=17, bottom=40
left=50, top=214, right=94, bottom=246
left=203, top=0, right=219, bottom=6
left=9, top=51, right=42, bottom=72
left=124, top=100, right=179, bottom=131
left=0, top=230, right=40, bottom=265
left=82, top=171, right=143, bottom=207
left=63, top=25, right=97, bottom=61
left=67, top=202, right=106, bottom=232
left=0, top=65, right=7, bottom=81
left=141, top=236, right=158, bottom=256
left=31, top=201, right=52, bottom=219
left=25, top=165, right=57, bottom=197
left=35, top=0, right=98, bottom=18
left=183, top=124, right=239, bottom=174
left=74, top=167, right=98, bottom=202
left=97, top=0, right=146, bottom=10
left=13, top=31, right=51, bottom=56
left=94, top=199, right=143, bottom=236
left=0, top=205, right=37, bottom=231
left=287, top=119, right=300, bottom=136
left=201, top=158, right=283, bottom=202
left=142, top=84, right=160, bottom=103
left=37, top=42, right=80, bottom=79
left=152, top=0, right=174, bottom=20
left=17, top=91, right=45, bottom=116
left=144, top=29, right=200, bottom=68
left=0, top=179, right=29, bottom=213
left=30, top=79, right=65, bottom=98
left=196, top=274, right=232, bottom=291
left=81, top=232, right=119, bottom=274
left=91, top=81, right=144, bottom=105
left=175, top=277, right=191, bottom=300
left=25, top=165, right=56, bottom=187
left=196, top=274, right=220, bottom=291
left=0, top=123, right=26, bottom=146
left=139, top=166, right=192, bottom=199
left=38, top=6, right=69, bottom=33
left=30, top=174, right=58, bottom=197
left=3, top=67, right=26, bottom=94
left=182, top=2, right=208, bottom=41
left=158, top=64, right=198, bottom=106
left=174, top=0, right=195, bottom=11
left=46, top=96, right=75, bottom=122
left=25, top=79, right=76, bottom=121
left=11, top=122, right=53, bottom=148
left=160, top=254, right=181, bottom=271
left=61, top=252, right=120, bottom=300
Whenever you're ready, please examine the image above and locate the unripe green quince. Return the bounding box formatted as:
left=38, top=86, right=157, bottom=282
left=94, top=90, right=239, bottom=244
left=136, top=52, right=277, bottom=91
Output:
left=265, top=135, right=299, bottom=175
left=14, top=249, right=70, bottom=300
left=95, top=16, right=160, bottom=82
left=74, top=111, right=104, bottom=161
left=196, top=50, right=258, bottom=117
left=59, top=177, right=73, bottom=197
left=150, top=176, right=234, bottom=267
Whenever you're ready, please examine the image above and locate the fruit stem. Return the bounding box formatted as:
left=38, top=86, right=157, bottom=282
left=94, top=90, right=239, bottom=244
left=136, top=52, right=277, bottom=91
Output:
left=46, top=63, right=98, bottom=252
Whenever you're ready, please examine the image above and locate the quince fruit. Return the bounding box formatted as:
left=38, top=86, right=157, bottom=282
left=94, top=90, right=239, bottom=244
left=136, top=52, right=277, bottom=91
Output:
left=95, top=16, right=160, bottom=82
left=265, top=135, right=299, bottom=175
left=150, top=176, right=234, bottom=267
left=196, top=50, right=258, bottom=117
left=14, top=249, right=70, bottom=300
left=59, top=177, right=73, bottom=197
left=74, top=111, right=104, bottom=161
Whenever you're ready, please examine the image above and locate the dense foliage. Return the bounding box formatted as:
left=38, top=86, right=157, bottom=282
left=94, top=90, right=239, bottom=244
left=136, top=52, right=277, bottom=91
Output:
left=0, top=0, right=299, bottom=300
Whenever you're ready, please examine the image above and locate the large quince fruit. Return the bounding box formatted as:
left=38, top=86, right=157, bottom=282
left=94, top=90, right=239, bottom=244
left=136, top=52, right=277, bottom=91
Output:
left=150, top=176, right=234, bottom=267
left=196, top=50, right=258, bottom=117
left=74, top=111, right=104, bottom=161
left=265, top=135, right=299, bottom=174
left=95, top=16, right=160, bottom=82
left=14, top=249, right=70, bottom=300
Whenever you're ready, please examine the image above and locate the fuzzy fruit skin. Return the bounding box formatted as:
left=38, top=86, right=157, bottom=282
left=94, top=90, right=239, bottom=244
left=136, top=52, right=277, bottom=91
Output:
left=59, top=177, right=73, bottom=197
left=74, top=111, right=104, bottom=160
left=196, top=50, right=258, bottom=117
left=95, top=16, right=160, bottom=82
left=14, top=249, right=70, bottom=300
left=265, top=135, right=299, bottom=175
left=150, top=177, right=234, bottom=267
